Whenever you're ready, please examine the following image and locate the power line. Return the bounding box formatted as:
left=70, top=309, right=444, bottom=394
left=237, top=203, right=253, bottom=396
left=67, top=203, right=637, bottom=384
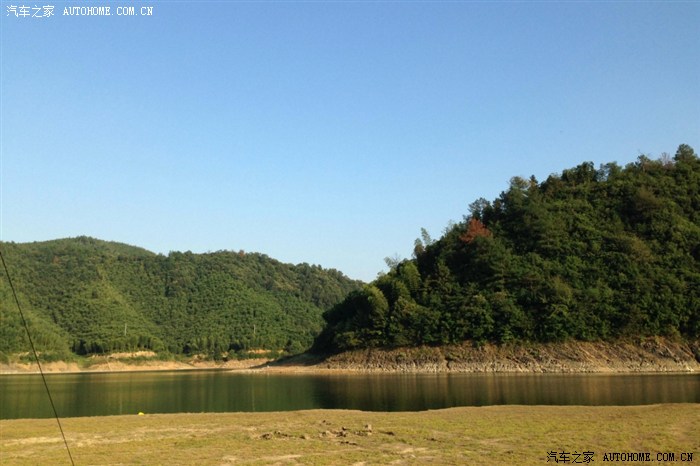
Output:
left=0, top=248, right=75, bottom=466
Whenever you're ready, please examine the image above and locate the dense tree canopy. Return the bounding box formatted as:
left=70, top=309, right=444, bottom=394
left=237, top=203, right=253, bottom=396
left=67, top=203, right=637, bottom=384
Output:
left=0, top=237, right=361, bottom=360
left=314, top=145, right=700, bottom=352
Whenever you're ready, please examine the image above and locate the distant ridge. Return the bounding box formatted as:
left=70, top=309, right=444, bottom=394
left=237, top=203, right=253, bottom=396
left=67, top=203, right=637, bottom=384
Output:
left=0, top=236, right=362, bottom=360
left=13, top=236, right=158, bottom=257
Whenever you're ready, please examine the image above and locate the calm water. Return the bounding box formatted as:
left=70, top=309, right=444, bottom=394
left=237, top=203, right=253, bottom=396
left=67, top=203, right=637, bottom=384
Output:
left=1, top=371, right=698, bottom=419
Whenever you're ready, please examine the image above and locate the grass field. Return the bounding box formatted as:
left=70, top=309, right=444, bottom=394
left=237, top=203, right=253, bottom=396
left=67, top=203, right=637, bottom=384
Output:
left=1, top=404, right=698, bottom=465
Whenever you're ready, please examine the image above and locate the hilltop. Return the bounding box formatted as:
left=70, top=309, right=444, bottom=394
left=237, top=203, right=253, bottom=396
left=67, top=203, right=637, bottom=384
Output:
left=313, top=145, right=700, bottom=354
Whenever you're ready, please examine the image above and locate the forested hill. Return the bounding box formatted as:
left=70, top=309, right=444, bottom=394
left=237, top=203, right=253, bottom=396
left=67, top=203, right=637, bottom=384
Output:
left=314, top=145, right=700, bottom=353
left=0, top=237, right=361, bottom=359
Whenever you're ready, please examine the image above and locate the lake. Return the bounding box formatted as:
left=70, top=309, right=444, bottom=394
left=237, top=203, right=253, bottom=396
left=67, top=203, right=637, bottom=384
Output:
left=1, top=371, right=698, bottom=419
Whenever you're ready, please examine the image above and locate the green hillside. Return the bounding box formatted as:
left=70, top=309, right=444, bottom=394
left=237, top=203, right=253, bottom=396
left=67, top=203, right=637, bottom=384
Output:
left=0, top=237, right=361, bottom=360
left=314, top=145, right=700, bottom=352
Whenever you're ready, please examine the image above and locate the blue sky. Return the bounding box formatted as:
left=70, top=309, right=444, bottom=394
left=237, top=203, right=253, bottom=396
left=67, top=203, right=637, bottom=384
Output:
left=1, top=1, right=698, bottom=281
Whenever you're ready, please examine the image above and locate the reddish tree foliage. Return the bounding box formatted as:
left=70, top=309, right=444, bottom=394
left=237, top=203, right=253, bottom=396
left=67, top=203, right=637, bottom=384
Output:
left=460, top=218, right=492, bottom=243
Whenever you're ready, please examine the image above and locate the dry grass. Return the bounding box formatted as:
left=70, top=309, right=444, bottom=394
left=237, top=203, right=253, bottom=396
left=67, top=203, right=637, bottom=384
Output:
left=1, top=405, right=698, bottom=465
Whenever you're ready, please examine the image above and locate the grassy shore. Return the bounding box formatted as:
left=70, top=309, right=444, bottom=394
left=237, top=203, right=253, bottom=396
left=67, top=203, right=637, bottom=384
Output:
left=1, top=404, right=698, bottom=465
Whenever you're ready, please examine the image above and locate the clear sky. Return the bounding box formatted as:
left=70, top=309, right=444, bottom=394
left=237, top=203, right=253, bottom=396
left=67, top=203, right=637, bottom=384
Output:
left=1, top=1, right=698, bottom=281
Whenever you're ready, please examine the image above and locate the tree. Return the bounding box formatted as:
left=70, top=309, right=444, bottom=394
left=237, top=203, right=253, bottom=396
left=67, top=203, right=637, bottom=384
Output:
left=460, top=218, right=492, bottom=244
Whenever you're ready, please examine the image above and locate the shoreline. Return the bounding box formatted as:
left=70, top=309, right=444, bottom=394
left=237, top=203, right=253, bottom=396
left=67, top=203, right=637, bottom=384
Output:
left=313, top=338, right=700, bottom=374
left=3, top=338, right=699, bottom=375
left=0, top=357, right=272, bottom=375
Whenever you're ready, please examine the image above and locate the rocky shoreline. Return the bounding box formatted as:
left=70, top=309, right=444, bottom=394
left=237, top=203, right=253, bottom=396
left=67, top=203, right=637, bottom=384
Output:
left=315, top=338, right=700, bottom=373
left=3, top=338, right=699, bottom=374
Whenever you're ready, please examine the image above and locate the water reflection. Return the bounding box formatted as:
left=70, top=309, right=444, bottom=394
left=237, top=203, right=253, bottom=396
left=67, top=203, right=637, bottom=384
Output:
left=1, top=371, right=698, bottom=419
left=308, top=373, right=700, bottom=410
